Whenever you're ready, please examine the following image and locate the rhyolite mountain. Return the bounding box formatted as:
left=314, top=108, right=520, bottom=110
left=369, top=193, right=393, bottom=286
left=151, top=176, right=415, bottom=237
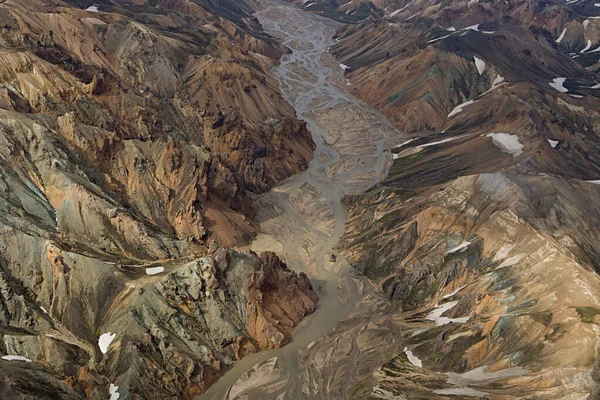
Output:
left=322, top=0, right=600, bottom=398
left=3, top=0, right=600, bottom=398
left=0, top=0, right=318, bottom=398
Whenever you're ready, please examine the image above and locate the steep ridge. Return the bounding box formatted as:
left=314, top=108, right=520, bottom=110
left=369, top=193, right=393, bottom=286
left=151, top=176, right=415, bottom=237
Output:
left=325, top=0, right=600, bottom=397
left=0, top=0, right=319, bottom=398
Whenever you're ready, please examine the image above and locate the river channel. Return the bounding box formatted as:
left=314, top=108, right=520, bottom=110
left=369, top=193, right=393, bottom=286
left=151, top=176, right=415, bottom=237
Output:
left=200, top=1, right=402, bottom=398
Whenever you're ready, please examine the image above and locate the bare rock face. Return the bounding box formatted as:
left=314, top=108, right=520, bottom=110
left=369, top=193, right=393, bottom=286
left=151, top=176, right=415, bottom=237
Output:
left=246, top=252, right=319, bottom=349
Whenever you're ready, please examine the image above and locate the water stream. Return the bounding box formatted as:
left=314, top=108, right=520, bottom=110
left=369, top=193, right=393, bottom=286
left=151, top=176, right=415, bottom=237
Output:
left=200, top=1, right=402, bottom=398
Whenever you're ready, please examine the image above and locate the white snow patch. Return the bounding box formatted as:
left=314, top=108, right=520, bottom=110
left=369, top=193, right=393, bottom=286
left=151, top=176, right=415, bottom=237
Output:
left=145, top=266, right=165, bottom=275
left=85, top=5, right=99, bottom=12
left=340, top=63, right=349, bottom=70
left=394, top=138, right=415, bottom=150
left=492, top=75, right=505, bottom=86
left=486, top=133, right=524, bottom=157
left=468, top=0, right=478, bottom=6
left=2, top=355, right=32, bottom=362
left=464, top=24, right=480, bottom=31
left=426, top=302, right=470, bottom=326
left=427, top=33, right=453, bottom=43
left=581, top=40, right=592, bottom=53
left=99, top=332, right=116, bottom=354
left=473, top=56, right=485, bottom=75
left=419, top=135, right=465, bottom=148
left=570, top=94, right=584, bottom=99
left=110, top=384, right=120, bottom=400
left=448, top=99, right=476, bottom=117
left=404, top=347, right=423, bottom=367
left=591, top=84, right=600, bottom=89
left=584, top=19, right=590, bottom=30
left=481, top=74, right=506, bottom=96
left=556, top=27, right=567, bottom=43
left=389, top=0, right=415, bottom=17
left=445, top=241, right=471, bottom=255
left=595, top=3, right=600, bottom=6
left=443, top=285, right=466, bottom=299
left=549, top=77, right=568, bottom=93
left=588, top=180, right=600, bottom=185
left=40, top=306, right=48, bottom=314
left=548, top=139, right=559, bottom=148
left=447, top=27, right=456, bottom=31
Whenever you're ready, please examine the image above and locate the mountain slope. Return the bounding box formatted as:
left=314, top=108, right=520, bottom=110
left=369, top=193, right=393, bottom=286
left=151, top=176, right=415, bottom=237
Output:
left=0, top=0, right=319, bottom=398
left=326, top=0, right=600, bottom=397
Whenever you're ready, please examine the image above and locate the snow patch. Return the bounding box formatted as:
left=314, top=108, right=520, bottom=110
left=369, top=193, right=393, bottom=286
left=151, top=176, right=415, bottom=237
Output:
left=404, top=347, right=423, bottom=367
left=110, top=384, right=120, bottom=400
left=394, top=138, right=415, bottom=150
left=581, top=40, right=592, bottom=53
left=473, top=56, right=485, bottom=75
left=445, top=241, right=471, bottom=255
left=2, top=355, right=32, bottom=362
left=146, top=266, right=165, bottom=275
left=549, top=77, right=568, bottom=93
left=419, top=135, right=465, bottom=148
left=85, top=5, right=99, bottom=12
left=570, top=94, right=583, bottom=99
left=447, top=27, right=456, bottom=31
left=584, top=19, right=590, bottom=30
left=443, top=285, right=466, bottom=299
left=340, top=63, right=349, bottom=70
left=464, top=24, right=480, bottom=31
left=448, top=99, right=476, bottom=117
left=426, top=302, right=470, bottom=326
left=427, top=33, right=453, bottom=43
left=486, top=133, right=524, bottom=157
left=99, top=332, right=116, bottom=354
left=389, top=0, right=415, bottom=17
left=548, top=139, right=559, bottom=148
left=556, top=27, right=567, bottom=43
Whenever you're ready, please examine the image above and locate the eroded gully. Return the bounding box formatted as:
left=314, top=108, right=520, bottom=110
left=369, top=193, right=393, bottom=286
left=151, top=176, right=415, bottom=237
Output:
left=200, top=1, right=403, bottom=398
